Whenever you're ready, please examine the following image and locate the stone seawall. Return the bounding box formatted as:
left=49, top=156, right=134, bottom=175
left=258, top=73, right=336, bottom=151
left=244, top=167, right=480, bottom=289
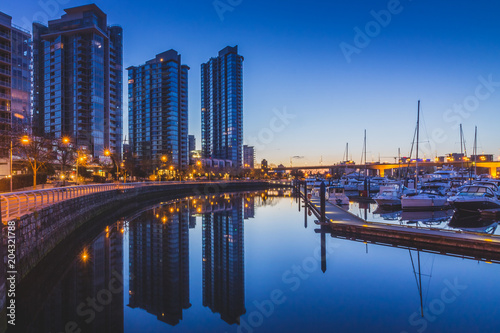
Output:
left=1, top=181, right=277, bottom=281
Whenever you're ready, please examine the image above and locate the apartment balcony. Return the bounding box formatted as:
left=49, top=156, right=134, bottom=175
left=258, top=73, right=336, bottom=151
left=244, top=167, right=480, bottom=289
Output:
left=0, top=67, right=10, bottom=76
left=0, top=43, right=10, bottom=52
left=0, top=79, right=10, bottom=88
left=0, top=31, right=10, bottom=41
left=0, top=105, right=9, bottom=112
left=0, top=92, right=10, bottom=100
left=0, top=55, right=10, bottom=65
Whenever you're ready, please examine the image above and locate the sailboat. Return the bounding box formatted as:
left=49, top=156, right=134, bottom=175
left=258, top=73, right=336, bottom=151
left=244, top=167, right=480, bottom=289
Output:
left=401, top=101, right=450, bottom=211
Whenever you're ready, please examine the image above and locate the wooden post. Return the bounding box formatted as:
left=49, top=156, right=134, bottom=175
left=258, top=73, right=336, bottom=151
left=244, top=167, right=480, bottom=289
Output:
left=320, top=181, right=326, bottom=223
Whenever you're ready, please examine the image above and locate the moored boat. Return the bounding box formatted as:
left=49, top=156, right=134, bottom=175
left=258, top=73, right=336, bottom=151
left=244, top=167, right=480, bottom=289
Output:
left=448, top=185, right=500, bottom=215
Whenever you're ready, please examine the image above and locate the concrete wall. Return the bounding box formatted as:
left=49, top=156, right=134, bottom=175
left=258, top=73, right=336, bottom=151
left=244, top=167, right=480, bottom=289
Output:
left=1, top=181, right=277, bottom=281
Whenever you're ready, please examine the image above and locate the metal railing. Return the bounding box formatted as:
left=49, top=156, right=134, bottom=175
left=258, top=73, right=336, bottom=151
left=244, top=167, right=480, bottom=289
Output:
left=0, top=180, right=291, bottom=222
left=0, top=182, right=156, bottom=222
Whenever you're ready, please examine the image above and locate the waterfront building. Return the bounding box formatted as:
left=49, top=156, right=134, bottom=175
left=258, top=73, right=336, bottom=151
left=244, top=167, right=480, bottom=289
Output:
left=201, top=46, right=243, bottom=168
left=243, top=145, right=254, bottom=169
left=32, top=4, right=123, bottom=159
left=0, top=12, right=31, bottom=176
left=128, top=50, right=189, bottom=169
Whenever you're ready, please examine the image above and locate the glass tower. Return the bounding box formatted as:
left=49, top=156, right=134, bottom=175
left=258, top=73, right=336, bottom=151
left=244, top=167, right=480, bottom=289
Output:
left=0, top=12, right=31, bottom=169
left=201, top=46, right=243, bottom=168
left=127, top=50, right=189, bottom=169
left=32, top=4, right=123, bottom=159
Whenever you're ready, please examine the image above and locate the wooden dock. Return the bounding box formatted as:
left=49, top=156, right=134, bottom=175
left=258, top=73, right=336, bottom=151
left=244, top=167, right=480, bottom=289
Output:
left=300, top=190, right=500, bottom=262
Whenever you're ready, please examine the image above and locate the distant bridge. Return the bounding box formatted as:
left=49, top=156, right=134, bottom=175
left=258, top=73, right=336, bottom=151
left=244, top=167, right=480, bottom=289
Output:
left=271, top=161, right=500, bottom=177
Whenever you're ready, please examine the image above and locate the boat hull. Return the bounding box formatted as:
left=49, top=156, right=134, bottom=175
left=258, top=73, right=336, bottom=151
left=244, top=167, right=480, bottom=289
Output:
left=374, top=198, right=401, bottom=207
left=401, top=196, right=449, bottom=211
left=451, top=199, right=500, bottom=215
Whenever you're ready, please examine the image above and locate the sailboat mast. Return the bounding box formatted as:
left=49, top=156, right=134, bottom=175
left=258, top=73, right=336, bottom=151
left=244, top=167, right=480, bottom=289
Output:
left=474, top=126, right=478, bottom=176
left=460, top=124, right=464, bottom=170
left=364, top=129, right=367, bottom=177
left=415, top=101, right=420, bottom=187
left=398, top=148, right=401, bottom=182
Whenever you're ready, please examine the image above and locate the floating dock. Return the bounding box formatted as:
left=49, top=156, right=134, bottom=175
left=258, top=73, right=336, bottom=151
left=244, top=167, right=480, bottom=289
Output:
left=300, top=190, right=500, bottom=262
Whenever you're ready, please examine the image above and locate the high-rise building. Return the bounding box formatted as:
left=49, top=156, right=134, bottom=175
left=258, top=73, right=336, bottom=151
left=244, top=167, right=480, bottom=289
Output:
left=243, top=145, right=254, bottom=169
left=201, top=46, right=243, bottom=168
left=188, top=134, right=195, bottom=152
left=0, top=12, right=31, bottom=170
left=32, top=4, right=123, bottom=159
left=188, top=134, right=196, bottom=165
left=127, top=50, right=189, bottom=169
left=202, top=195, right=245, bottom=325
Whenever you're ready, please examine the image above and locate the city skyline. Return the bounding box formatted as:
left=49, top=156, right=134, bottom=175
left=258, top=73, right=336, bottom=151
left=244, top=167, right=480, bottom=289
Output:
left=1, top=0, right=500, bottom=166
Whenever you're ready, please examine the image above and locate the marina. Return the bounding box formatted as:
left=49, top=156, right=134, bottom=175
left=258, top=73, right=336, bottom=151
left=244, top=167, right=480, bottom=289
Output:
left=12, top=190, right=500, bottom=333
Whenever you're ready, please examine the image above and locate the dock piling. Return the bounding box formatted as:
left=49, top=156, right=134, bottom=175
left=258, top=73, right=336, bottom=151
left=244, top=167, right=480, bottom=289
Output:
left=320, top=181, right=326, bottom=223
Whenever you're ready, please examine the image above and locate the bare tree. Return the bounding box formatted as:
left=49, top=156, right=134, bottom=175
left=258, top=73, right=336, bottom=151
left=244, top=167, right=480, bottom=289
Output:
left=16, top=135, right=56, bottom=190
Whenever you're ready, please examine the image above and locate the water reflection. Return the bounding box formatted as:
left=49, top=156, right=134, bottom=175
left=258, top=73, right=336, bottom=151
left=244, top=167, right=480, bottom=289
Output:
left=18, top=223, right=125, bottom=333
left=11, top=189, right=500, bottom=333
left=202, top=195, right=245, bottom=325
left=349, top=199, right=500, bottom=235
left=127, top=203, right=191, bottom=325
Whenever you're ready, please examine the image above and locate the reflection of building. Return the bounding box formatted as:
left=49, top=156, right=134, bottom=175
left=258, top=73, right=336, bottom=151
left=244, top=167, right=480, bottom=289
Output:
left=201, top=46, right=244, bottom=168
left=243, top=145, right=255, bottom=169
left=244, top=194, right=255, bottom=219
left=127, top=50, right=189, bottom=168
left=202, top=195, right=246, bottom=325
left=128, top=205, right=191, bottom=326
left=32, top=4, right=123, bottom=158
left=24, top=224, right=124, bottom=332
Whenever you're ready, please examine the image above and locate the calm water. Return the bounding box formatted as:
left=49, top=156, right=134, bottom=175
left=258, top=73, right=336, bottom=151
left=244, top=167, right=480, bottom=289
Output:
left=16, top=190, right=500, bottom=333
left=347, top=197, right=500, bottom=236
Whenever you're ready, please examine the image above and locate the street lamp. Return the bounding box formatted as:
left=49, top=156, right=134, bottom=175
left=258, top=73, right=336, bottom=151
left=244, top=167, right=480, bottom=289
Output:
left=104, top=149, right=120, bottom=181
left=21, top=135, right=30, bottom=145
left=61, top=136, right=70, bottom=186
left=76, top=154, right=86, bottom=185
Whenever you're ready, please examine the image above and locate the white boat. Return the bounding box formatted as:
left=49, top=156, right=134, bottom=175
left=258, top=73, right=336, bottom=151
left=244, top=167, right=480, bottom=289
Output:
left=448, top=185, right=500, bottom=215
left=327, top=186, right=349, bottom=206
left=401, top=191, right=450, bottom=211
left=374, top=184, right=413, bottom=207
left=305, top=178, right=323, bottom=189
left=428, top=169, right=457, bottom=181
left=342, top=178, right=364, bottom=191
left=401, top=101, right=451, bottom=211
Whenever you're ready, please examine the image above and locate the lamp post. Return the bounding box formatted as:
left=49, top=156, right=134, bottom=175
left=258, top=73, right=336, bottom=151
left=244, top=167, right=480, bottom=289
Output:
left=9, top=139, right=12, bottom=192
left=104, top=149, right=119, bottom=182
left=61, top=136, right=70, bottom=186
left=160, top=155, right=167, bottom=181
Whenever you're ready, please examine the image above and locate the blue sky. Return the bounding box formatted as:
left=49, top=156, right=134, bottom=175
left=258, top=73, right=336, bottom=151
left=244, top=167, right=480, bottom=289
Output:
left=3, top=0, right=500, bottom=166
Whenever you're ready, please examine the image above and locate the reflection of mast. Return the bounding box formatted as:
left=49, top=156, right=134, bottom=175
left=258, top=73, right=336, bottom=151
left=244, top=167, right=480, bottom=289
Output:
left=321, top=228, right=326, bottom=273
left=409, top=249, right=434, bottom=318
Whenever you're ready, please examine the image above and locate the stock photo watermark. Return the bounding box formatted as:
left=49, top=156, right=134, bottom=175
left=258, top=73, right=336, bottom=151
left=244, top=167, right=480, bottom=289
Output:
left=245, top=107, right=296, bottom=152
left=401, top=278, right=467, bottom=333
left=48, top=269, right=127, bottom=333
left=213, top=0, right=243, bottom=22
left=419, top=74, right=499, bottom=158
left=339, top=0, right=413, bottom=64
left=235, top=239, right=340, bottom=333
left=19, top=0, right=71, bottom=31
